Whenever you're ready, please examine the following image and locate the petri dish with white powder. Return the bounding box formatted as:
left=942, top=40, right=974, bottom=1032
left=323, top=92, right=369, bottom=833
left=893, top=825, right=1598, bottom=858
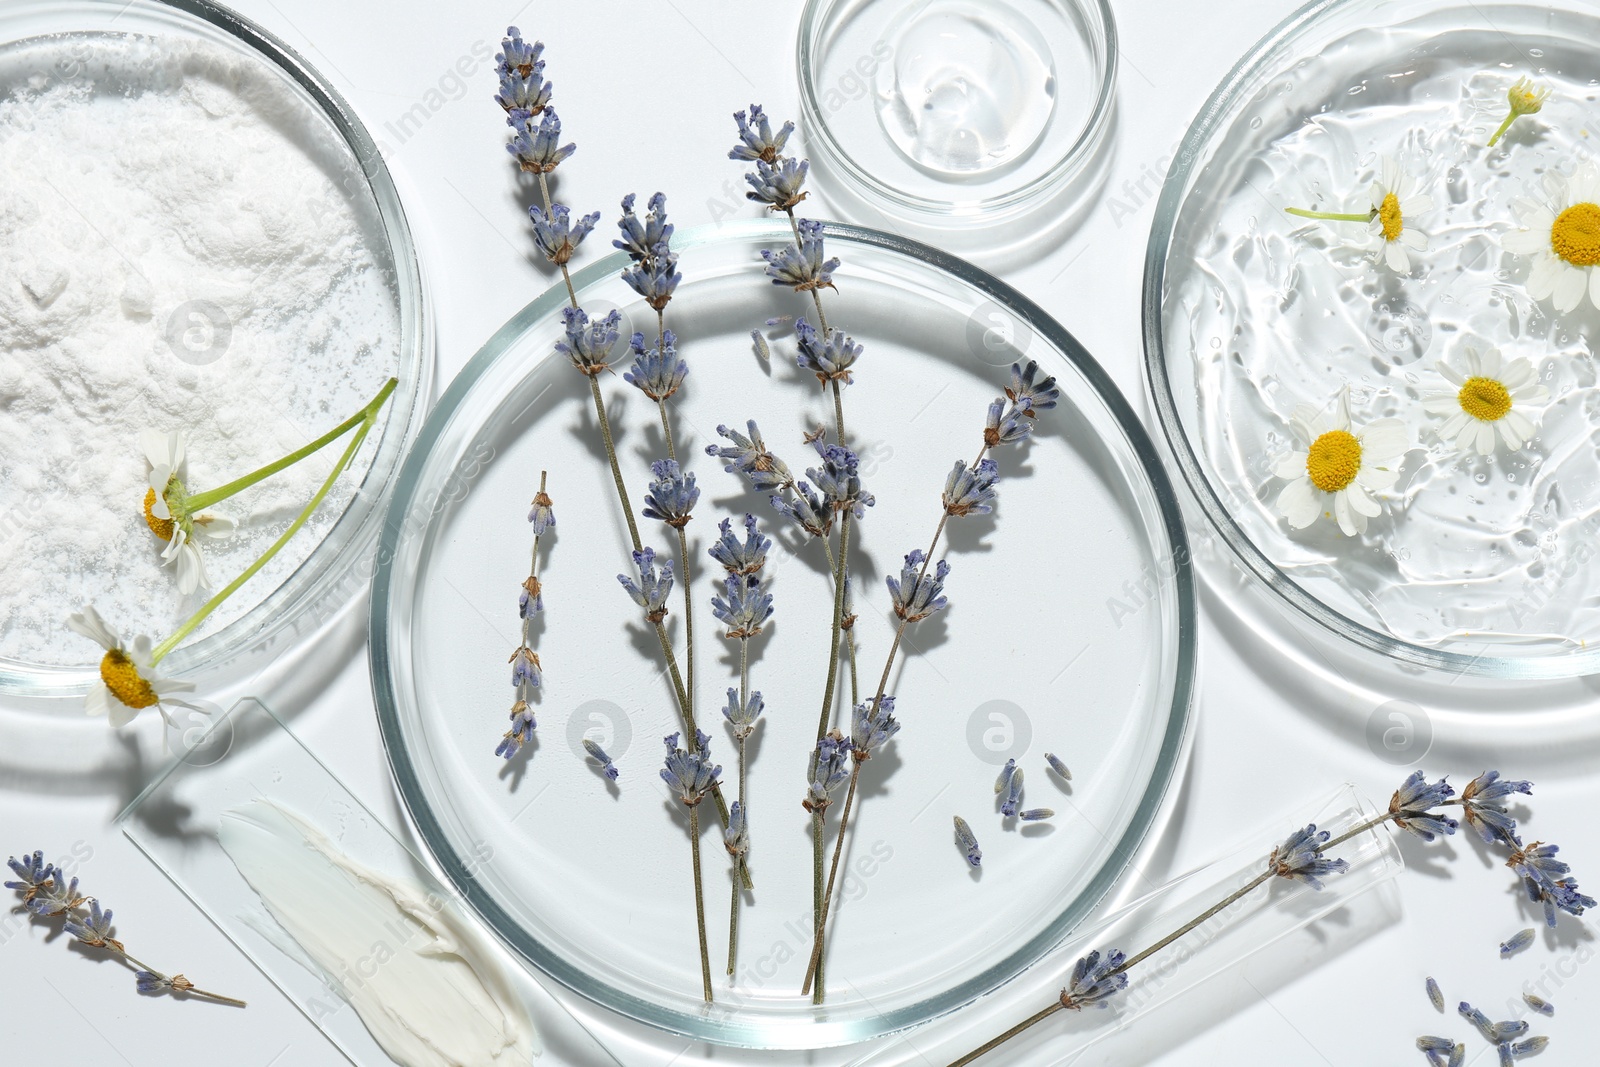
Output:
left=0, top=1, right=429, bottom=694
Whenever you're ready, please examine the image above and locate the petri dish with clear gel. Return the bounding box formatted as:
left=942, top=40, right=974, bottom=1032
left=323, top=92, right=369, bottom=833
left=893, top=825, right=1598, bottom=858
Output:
left=798, top=0, right=1116, bottom=255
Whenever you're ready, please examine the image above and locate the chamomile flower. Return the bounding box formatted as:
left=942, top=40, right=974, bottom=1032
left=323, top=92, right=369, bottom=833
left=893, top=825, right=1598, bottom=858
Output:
left=1503, top=162, right=1600, bottom=313
left=1423, top=348, right=1548, bottom=456
left=1273, top=388, right=1408, bottom=537
left=1488, top=77, right=1551, bottom=147
left=66, top=605, right=196, bottom=728
left=141, top=430, right=233, bottom=595
left=1286, top=156, right=1433, bottom=272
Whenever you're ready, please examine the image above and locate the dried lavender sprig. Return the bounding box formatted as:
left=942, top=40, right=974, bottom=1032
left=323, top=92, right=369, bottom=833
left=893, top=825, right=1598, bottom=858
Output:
left=7, top=853, right=245, bottom=1007
left=660, top=732, right=720, bottom=1002
left=719, top=525, right=770, bottom=978
left=499, top=472, right=552, bottom=761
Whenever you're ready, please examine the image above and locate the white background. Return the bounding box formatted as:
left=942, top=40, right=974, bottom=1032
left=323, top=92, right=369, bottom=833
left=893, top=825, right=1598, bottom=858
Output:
left=3, top=1, right=1597, bottom=1065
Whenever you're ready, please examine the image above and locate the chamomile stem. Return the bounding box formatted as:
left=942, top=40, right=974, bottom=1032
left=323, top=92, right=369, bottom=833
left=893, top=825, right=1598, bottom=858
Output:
left=1488, top=112, right=1518, bottom=148
left=150, top=385, right=393, bottom=664
left=801, top=764, right=859, bottom=998
left=688, top=806, right=712, bottom=1003
left=183, top=378, right=397, bottom=513
left=1283, top=207, right=1374, bottom=223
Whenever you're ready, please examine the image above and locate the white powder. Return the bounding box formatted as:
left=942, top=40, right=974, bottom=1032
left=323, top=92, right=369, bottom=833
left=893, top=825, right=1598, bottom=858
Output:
left=0, top=32, right=400, bottom=668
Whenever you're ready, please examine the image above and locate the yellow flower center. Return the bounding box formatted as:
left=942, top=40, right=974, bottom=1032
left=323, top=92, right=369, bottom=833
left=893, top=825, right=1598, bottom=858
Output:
left=143, top=488, right=175, bottom=541
left=1551, top=202, right=1600, bottom=267
left=100, top=649, right=159, bottom=709
left=1511, top=89, right=1543, bottom=114
left=1378, top=192, right=1404, bottom=242
left=1458, top=376, right=1512, bottom=422
left=1306, top=430, right=1363, bottom=493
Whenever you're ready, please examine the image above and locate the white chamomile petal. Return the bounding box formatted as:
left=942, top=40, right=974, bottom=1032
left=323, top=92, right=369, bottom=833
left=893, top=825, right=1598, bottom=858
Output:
left=1503, top=228, right=1546, bottom=255
left=85, top=683, right=111, bottom=719
left=1526, top=256, right=1562, bottom=300
left=1276, top=478, right=1321, bottom=529
left=66, top=605, right=120, bottom=651
left=194, top=512, right=235, bottom=539
left=1274, top=452, right=1309, bottom=480
left=1553, top=265, right=1586, bottom=313
left=1385, top=241, right=1410, bottom=272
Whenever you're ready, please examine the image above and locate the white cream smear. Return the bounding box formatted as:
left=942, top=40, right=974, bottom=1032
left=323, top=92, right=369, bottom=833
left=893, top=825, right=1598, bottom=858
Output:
left=218, top=800, right=536, bottom=1067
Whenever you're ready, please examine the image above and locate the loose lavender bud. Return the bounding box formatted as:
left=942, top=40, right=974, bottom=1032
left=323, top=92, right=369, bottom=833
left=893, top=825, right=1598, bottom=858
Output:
left=1500, top=928, right=1536, bottom=957
left=729, top=105, right=793, bottom=163
left=994, top=758, right=1017, bottom=795
left=887, top=550, right=950, bottom=623
left=618, top=547, right=674, bottom=623
left=953, top=816, right=982, bottom=868
left=1389, top=770, right=1459, bottom=841
left=1459, top=770, right=1531, bottom=846
left=750, top=329, right=771, bottom=362
left=1059, top=949, right=1128, bottom=1010
left=1458, top=1001, right=1494, bottom=1041
left=763, top=220, right=839, bottom=294
left=496, top=701, right=536, bottom=760
left=1426, top=976, right=1444, bottom=1012
left=528, top=203, right=598, bottom=266
left=1510, top=1037, right=1548, bottom=1056
left=708, top=514, right=770, bottom=575
left=1489, top=1019, right=1529, bottom=1043
left=1018, top=808, right=1055, bottom=821
left=583, top=738, right=620, bottom=781
left=643, top=459, right=699, bottom=529
left=943, top=458, right=1000, bottom=517
left=1522, top=992, right=1554, bottom=1016
left=1496, top=1044, right=1513, bottom=1067
left=1045, top=752, right=1072, bottom=781
left=1447, top=1044, right=1464, bottom=1067
left=1268, top=824, right=1351, bottom=890
left=1417, top=1036, right=1455, bottom=1055
left=1000, top=767, right=1025, bottom=818
left=623, top=330, right=688, bottom=402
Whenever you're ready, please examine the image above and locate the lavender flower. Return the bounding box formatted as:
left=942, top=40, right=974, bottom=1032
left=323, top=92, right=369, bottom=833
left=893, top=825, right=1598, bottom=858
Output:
left=711, top=575, right=774, bottom=639
left=1510, top=1037, right=1548, bottom=1057
left=763, top=220, right=839, bottom=293
left=623, top=331, right=688, bottom=401
left=65, top=900, right=119, bottom=950
left=528, top=203, right=598, bottom=266
left=954, top=816, right=982, bottom=868
left=1045, top=752, right=1072, bottom=781
left=804, top=732, right=850, bottom=813
left=1426, top=976, right=1444, bottom=1011
left=887, top=550, right=950, bottom=623
left=27, top=872, right=83, bottom=917
left=509, top=646, right=542, bottom=688
left=1418, top=1036, right=1456, bottom=1057
left=554, top=306, right=620, bottom=376
left=723, top=687, right=764, bottom=740
left=1000, top=766, right=1025, bottom=818
left=851, top=696, right=900, bottom=759
left=983, top=397, right=1034, bottom=447
left=528, top=487, right=555, bottom=536
left=496, top=701, right=536, bottom=759
left=729, top=105, right=793, bottom=163
left=706, top=420, right=794, bottom=492
left=1500, top=928, right=1535, bottom=957
left=1007, top=360, right=1061, bottom=412
left=708, top=514, right=770, bottom=575
left=618, top=547, right=674, bottom=623
left=751, top=329, right=771, bottom=362
left=506, top=106, right=575, bottom=174
left=583, top=738, right=619, bottom=781
left=1460, top=771, right=1531, bottom=846
left=519, top=575, right=544, bottom=618
left=497, top=27, right=543, bottom=79
left=943, top=458, right=1000, bottom=517
left=1389, top=770, right=1459, bottom=841
left=1268, top=824, right=1350, bottom=890
left=794, top=318, right=862, bottom=385
left=1523, top=993, right=1554, bottom=1016
left=614, top=192, right=674, bottom=261
left=1506, top=841, right=1595, bottom=926
left=643, top=459, right=699, bottom=528
left=1018, top=808, right=1055, bottom=821
left=661, top=730, right=720, bottom=806
left=808, top=442, right=874, bottom=518
left=770, top=477, right=831, bottom=537
left=745, top=156, right=809, bottom=211
left=5, top=850, right=53, bottom=905
left=725, top=801, right=750, bottom=857
left=994, top=758, right=1017, bottom=796
left=1058, top=949, right=1128, bottom=1010
left=495, top=68, right=551, bottom=114
left=621, top=244, right=681, bottom=312
left=135, top=970, right=171, bottom=995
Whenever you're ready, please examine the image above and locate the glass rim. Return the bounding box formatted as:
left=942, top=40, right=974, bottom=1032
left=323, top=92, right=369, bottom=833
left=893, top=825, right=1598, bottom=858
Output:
left=0, top=0, right=433, bottom=696
left=1140, top=0, right=1600, bottom=681
left=794, top=0, right=1120, bottom=222
left=370, top=217, right=1197, bottom=1048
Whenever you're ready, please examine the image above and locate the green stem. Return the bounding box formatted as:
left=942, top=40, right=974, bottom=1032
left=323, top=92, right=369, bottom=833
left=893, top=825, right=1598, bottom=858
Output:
left=587, top=377, right=644, bottom=553
left=1283, top=207, right=1374, bottom=223
left=814, top=513, right=851, bottom=741
left=802, top=763, right=859, bottom=997
left=676, top=524, right=696, bottom=739
left=150, top=380, right=395, bottom=664
left=728, top=639, right=750, bottom=978
left=183, top=379, right=396, bottom=512
left=945, top=1004, right=1065, bottom=1067
left=1487, top=111, right=1518, bottom=148
left=812, top=809, right=826, bottom=1000
left=689, top=806, right=712, bottom=1003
